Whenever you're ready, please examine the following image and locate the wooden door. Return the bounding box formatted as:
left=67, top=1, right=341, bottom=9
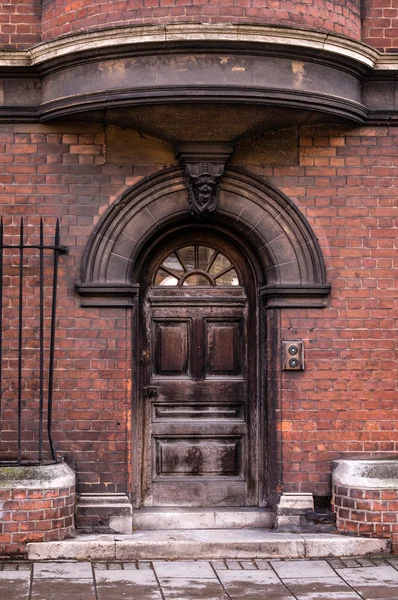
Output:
left=139, top=238, right=258, bottom=507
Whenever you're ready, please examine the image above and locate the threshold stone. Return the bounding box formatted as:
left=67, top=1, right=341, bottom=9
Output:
left=27, top=530, right=389, bottom=561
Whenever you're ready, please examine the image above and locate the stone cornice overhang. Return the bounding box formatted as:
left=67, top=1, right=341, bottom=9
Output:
left=36, top=87, right=367, bottom=124
left=0, top=24, right=397, bottom=125
left=0, top=24, right=381, bottom=70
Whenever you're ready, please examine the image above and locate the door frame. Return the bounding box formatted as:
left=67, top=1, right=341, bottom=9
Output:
left=77, top=167, right=330, bottom=511
left=134, top=225, right=266, bottom=508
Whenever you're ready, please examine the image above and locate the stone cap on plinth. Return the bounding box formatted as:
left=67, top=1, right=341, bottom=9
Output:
left=0, top=461, right=75, bottom=490
left=333, top=459, right=398, bottom=490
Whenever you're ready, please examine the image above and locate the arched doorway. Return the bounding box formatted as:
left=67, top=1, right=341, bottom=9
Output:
left=138, top=227, right=261, bottom=507
left=77, top=167, right=330, bottom=516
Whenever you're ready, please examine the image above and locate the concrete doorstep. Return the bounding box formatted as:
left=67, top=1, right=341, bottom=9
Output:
left=27, top=530, right=389, bottom=561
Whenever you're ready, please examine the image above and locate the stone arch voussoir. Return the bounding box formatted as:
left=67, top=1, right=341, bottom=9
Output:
left=77, top=167, right=330, bottom=308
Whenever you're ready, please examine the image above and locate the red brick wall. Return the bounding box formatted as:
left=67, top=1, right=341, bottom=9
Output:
left=1, top=241, right=64, bottom=463
left=362, top=0, right=398, bottom=52
left=40, top=0, right=361, bottom=42
left=333, top=485, right=398, bottom=553
left=0, top=484, right=75, bottom=556
left=0, top=125, right=147, bottom=493
left=248, top=125, right=398, bottom=497
left=0, top=0, right=41, bottom=49
left=0, top=122, right=397, bottom=500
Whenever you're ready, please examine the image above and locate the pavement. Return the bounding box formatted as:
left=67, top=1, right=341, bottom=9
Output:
left=1, top=557, right=398, bottom=599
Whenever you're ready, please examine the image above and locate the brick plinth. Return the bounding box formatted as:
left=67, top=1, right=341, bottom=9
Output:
left=0, top=462, right=75, bottom=556
left=41, top=0, right=361, bottom=42
left=333, top=486, right=398, bottom=553
left=333, top=460, right=398, bottom=554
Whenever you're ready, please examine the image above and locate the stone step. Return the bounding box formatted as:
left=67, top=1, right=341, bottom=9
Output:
left=132, top=508, right=274, bottom=530
left=27, top=530, right=389, bottom=561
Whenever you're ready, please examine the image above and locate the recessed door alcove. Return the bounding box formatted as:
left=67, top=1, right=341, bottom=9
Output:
left=77, top=167, right=330, bottom=511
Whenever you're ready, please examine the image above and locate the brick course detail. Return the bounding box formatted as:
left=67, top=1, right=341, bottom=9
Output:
left=40, top=0, right=361, bottom=42
left=333, top=485, right=398, bottom=553
left=0, top=483, right=75, bottom=556
left=362, top=0, right=398, bottom=53
left=0, top=0, right=41, bottom=49
left=6, top=2, right=398, bottom=55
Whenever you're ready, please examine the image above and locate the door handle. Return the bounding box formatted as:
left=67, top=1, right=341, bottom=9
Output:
left=143, top=386, right=158, bottom=398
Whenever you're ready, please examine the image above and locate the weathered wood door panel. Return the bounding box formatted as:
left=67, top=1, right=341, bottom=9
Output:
left=139, top=238, right=259, bottom=507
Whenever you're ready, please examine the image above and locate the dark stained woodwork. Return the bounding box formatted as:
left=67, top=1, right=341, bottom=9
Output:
left=153, top=320, right=190, bottom=375
left=155, top=437, right=242, bottom=477
left=153, top=403, right=244, bottom=421
left=139, top=232, right=260, bottom=507
left=206, top=320, right=242, bottom=375
left=152, top=481, right=246, bottom=507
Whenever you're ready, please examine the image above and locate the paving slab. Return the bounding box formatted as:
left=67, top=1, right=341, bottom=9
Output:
left=123, top=562, right=138, bottom=570
left=153, top=561, right=216, bottom=578
left=211, top=560, right=226, bottom=570
left=217, top=570, right=294, bottom=599
left=95, top=569, right=162, bottom=600
left=336, top=566, right=398, bottom=599
left=31, top=580, right=96, bottom=600
left=4, top=558, right=398, bottom=600
left=107, top=563, right=122, bottom=570
left=96, top=570, right=158, bottom=583
left=0, top=571, right=31, bottom=579
left=159, top=577, right=230, bottom=600
left=283, top=576, right=362, bottom=599
left=0, top=571, right=31, bottom=600
left=225, top=560, right=242, bottom=569
left=271, top=559, right=336, bottom=579
left=254, top=559, right=272, bottom=570
left=344, top=558, right=364, bottom=568
left=240, top=560, right=257, bottom=570
left=357, top=558, right=376, bottom=567
left=34, top=561, right=93, bottom=579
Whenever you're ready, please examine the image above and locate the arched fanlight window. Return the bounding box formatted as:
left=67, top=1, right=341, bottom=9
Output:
left=154, top=244, right=240, bottom=287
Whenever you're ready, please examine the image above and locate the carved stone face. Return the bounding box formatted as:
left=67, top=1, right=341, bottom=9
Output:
left=191, top=174, right=218, bottom=214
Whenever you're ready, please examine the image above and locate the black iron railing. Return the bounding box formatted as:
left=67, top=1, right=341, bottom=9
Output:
left=0, top=219, right=67, bottom=465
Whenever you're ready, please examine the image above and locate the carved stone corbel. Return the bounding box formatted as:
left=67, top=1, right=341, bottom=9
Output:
left=175, top=142, right=234, bottom=217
